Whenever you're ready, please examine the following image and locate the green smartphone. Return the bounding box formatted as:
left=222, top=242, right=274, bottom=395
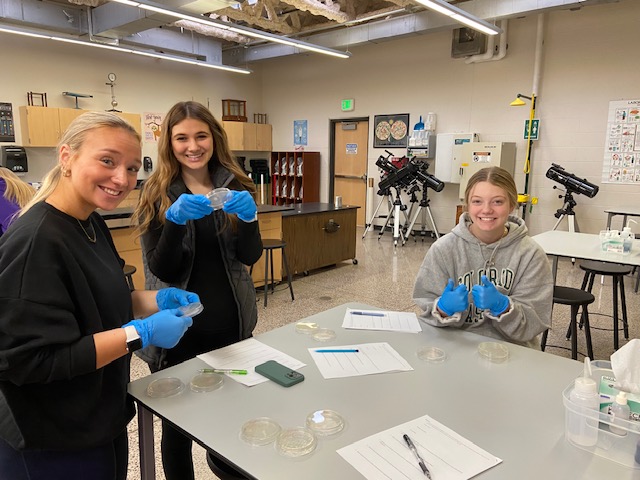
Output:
left=255, top=360, right=304, bottom=387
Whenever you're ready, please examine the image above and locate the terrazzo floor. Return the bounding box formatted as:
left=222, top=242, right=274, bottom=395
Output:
left=126, top=226, right=640, bottom=479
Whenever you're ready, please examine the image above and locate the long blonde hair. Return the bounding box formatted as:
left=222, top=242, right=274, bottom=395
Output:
left=134, top=101, right=255, bottom=234
left=0, top=167, right=35, bottom=207
left=20, top=112, right=141, bottom=216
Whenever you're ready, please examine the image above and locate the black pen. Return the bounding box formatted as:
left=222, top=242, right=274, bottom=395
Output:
left=403, top=434, right=432, bottom=479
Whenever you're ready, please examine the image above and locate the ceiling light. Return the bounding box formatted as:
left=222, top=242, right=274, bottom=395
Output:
left=110, top=0, right=351, bottom=59
left=0, top=24, right=251, bottom=74
left=414, top=0, right=502, bottom=35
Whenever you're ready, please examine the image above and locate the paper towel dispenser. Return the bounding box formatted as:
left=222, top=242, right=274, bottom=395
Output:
left=0, top=146, right=28, bottom=173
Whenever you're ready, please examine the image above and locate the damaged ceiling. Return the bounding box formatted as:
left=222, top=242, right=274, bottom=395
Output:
left=0, top=0, right=617, bottom=69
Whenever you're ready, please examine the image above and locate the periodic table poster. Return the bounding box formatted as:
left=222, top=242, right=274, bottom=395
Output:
left=603, top=98, right=640, bottom=183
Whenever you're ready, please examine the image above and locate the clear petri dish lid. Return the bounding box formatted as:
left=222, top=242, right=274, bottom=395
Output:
left=190, top=372, right=223, bottom=393
left=275, top=427, right=317, bottom=457
left=312, top=328, right=336, bottom=342
left=417, top=346, right=446, bottom=363
left=178, top=302, right=204, bottom=317
left=478, top=342, right=509, bottom=363
left=205, top=187, right=232, bottom=210
left=305, top=409, right=344, bottom=436
left=295, top=322, right=319, bottom=334
left=240, top=417, right=282, bottom=446
left=146, top=377, right=185, bottom=398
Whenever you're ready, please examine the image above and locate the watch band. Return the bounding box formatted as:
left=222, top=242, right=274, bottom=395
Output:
left=124, top=325, right=143, bottom=353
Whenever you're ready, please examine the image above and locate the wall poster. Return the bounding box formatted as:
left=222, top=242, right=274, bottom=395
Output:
left=602, top=98, right=640, bottom=183
left=373, top=114, right=409, bottom=148
left=144, top=112, right=164, bottom=143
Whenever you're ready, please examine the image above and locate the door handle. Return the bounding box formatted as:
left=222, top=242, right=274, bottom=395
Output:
left=335, top=174, right=367, bottom=182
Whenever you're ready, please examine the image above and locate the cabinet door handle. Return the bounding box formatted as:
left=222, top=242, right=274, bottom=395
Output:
left=323, top=220, right=340, bottom=233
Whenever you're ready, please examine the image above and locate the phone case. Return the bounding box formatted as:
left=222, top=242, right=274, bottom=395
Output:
left=255, top=360, right=304, bottom=387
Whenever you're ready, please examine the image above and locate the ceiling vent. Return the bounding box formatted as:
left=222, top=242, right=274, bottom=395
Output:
left=451, top=27, right=487, bottom=58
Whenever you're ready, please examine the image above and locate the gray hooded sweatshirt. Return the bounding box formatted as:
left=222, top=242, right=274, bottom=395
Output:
left=413, top=213, right=553, bottom=349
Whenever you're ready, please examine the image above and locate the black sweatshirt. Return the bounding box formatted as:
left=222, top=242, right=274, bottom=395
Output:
left=0, top=202, right=134, bottom=450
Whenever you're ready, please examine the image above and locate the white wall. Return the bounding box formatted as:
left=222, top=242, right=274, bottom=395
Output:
left=258, top=0, right=640, bottom=236
left=1, top=0, right=639, bottom=236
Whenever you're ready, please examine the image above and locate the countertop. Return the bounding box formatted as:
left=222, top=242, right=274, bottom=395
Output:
left=281, top=202, right=359, bottom=216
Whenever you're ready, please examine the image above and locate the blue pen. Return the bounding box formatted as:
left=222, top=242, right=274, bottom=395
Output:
left=350, top=311, right=385, bottom=317
left=315, top=349, right=359, bottom=353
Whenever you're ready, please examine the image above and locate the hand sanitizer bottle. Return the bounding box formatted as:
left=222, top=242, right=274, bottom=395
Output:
left=566, top=358, right=600, bottom=447
left=609, top=391, right=631, bottom=436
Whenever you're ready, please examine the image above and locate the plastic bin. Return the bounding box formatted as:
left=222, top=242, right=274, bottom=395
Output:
left=562, top=360, right=640, bottom=469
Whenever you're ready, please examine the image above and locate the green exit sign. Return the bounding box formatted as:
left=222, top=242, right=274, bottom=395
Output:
left=341, top=99, right=355, bottom=112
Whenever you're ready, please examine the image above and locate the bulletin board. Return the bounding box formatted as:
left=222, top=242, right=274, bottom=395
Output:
left=602, top=98, right=640, bottom=183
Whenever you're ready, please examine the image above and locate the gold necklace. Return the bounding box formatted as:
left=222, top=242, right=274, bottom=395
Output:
left=77, top=218, right=97, bottom=243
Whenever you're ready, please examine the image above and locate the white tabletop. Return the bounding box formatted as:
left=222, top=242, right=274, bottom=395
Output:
left=128, top=303, right=637, bottom=480
left=531, top=230, right=640, bottom=267
left=604, top=207, right=640, bottom=216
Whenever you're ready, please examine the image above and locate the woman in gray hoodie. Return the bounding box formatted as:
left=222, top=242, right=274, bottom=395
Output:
left=413, top=166, right=553, bottom=348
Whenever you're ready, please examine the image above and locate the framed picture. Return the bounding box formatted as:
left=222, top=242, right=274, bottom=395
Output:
left=373, top=114, right=409, bottom=148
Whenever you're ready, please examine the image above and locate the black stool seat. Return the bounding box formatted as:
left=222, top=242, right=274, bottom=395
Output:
left=250, top=239, right=295, bottom=307
left=123, top=264, right=136, bottom=291
left=579, top=260, right=632, bottom=276
left=542, top=286, right=595, bottom=360
left=579, top=260, right=630, bottom=351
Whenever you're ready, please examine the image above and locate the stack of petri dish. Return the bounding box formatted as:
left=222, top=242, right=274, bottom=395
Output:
left=417, top=346, right=446, bottom=363
left=146, top=377, right=185, bottom=398
left=477, top=342, right=509, bottom=363
left=240, top=418, right=282, bottom=446
left=205, top=188, right=232, bottom=210
left=275, top=427, right=317, bottom=457
left=189, top=372, right=223, bottom=393
left=295, top=321, right=319, bottom=335
left=311, top=328, right=336, bottom=342
left=178, top=302, right=204, bottom=317
left=305, top=409, right=344, bottom=436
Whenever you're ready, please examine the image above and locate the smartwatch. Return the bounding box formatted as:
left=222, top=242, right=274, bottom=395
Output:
left=124, top=325, right=143, bottom=353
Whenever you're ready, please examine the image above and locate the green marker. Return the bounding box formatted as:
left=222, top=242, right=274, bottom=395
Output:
left=199, top=368, right=248, bottom=375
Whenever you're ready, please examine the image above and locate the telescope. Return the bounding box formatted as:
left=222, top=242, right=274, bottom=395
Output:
left=412, top=162, right=445, bottom=192
left=546, top=163, right=599, bottom=198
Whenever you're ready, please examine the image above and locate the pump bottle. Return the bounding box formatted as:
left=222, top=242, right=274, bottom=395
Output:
left=609, top=391, right=631, bottom=436
left=567, top=376, right=600, bottom=446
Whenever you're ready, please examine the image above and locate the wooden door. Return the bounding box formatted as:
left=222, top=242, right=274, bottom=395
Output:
left=334, top=121, right=368, bottom=226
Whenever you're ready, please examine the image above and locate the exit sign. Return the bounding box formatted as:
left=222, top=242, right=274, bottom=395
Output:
left=524, top=119, right=540, bottom=140
left=341, top=99, right=355, bottom=112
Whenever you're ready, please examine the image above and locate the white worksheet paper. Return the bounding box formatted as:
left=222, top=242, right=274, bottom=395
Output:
left=337, top=414, right=502, bottom=480
left=197, top=338, right=306, bottom=386
left=342, top=308, right=422, bottom=333
left=308, top=342, right=413, bottom=379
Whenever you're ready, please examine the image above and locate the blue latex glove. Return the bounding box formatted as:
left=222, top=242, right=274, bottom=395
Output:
left=472, top=275, right=510, bottom=316
left=124, top=309, right=193, bottom=349
left=222, top=190, right=257, bottom=222
left=166, top=194, right=213, bottom=225
left=437, top=279, right=469, bottom=317
left=156, top=287, right=200, bottom=310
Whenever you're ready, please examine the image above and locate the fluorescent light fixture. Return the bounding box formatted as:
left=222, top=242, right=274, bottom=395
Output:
left=414, top=0, right=502, bottom=35
left=0, top=24, right=251, bottom=74
left=110, top=0, right=351, bottom=59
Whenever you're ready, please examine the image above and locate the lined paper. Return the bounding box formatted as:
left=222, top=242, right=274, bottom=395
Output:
left=342, top=308, right=422, bottom=333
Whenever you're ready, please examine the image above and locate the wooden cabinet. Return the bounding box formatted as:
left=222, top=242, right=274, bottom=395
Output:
left=19, top=106, right=142, bottom=147
left=270, top=151, right=320, bottom=206
left=19, top=106, right=61, bottom=147
left=111, top=227, right=145, bottom=290
left=223, top=121, right=272, bottom=151
left=251, top=211, right=282, bottom=287
left=282, top=207, right=357, bottom=275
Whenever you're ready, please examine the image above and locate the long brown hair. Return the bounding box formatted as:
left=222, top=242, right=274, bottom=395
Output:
left=0, top=167, right=35, bottom=208
left=134, top=101, right=255, bottom=234
left=463, top=166, right=518, bottom=212
left=20, top=112, right=140, bottom=216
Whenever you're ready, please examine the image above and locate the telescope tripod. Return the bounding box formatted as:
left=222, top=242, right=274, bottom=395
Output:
left=552, top=189, right=580, bottom=233
left=378, top=187, right=409, bottom=247
left=362, top=188, right=394, bottom=239
left=402, top=184, right=440, bottom=246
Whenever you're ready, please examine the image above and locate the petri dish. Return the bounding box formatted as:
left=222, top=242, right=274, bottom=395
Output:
left=146, top=377, right=185, bottom=398
left=178, top=302, right=204, bottom=317
left=312, top=328, right=336, bottom=342
left=417, top=346, right=446, bottom=363
left=190, top=372, right=223, bottom=393
left=295, top=322, right=319, bottom=334
left=205, top=187, right=232, bottom=210
left=275, top=427, right=317, bottom=457
left=478, top=342, right=509, bottom=363
left=240, top=417, right=281, bottom=446
left=305, top=409, right=344, bottom=436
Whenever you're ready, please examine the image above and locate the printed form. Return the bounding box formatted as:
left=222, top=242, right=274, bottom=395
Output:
left=197, top=338, right=306, bottom=386
left=338, top=414, right=502, bottom=480
left=309, top=342, right=413, bottom=379
left=342, top=308, right=422, bottom=333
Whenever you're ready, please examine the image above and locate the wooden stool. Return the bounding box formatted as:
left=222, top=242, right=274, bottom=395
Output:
left=542, top=286, right=595, bottom=360
left=123, top=264, right=137, bottom=291
left=579, top=260, right=632, bottom=350
left=250, top=239, right=294, bottom=307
